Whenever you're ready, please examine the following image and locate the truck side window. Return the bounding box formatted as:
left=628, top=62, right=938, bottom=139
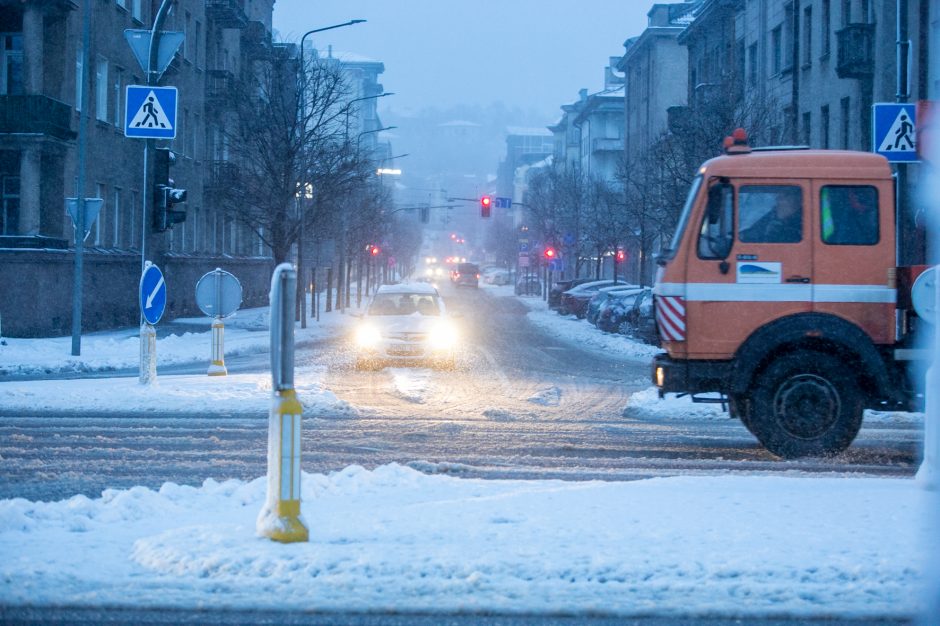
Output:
left=738, top=186, right=803, bottom=243
left=820, top=186, right=879, bottom=245
left=697, top=183, right=733, bottom=259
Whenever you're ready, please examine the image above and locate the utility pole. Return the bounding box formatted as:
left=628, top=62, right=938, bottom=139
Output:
left=70, top=0, right=92, bottom=356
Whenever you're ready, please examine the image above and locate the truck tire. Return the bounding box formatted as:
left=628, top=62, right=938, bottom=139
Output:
left=748, top=351, right=863, bottom=458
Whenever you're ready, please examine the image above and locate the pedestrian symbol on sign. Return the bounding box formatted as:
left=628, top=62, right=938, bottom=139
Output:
left=872, top=103, right=918, bottom=162
left=130, top=92, right=171, bottom=129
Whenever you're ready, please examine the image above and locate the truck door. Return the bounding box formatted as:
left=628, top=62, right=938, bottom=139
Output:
left=686, top=181, right=813, bottom=358
left=812, top=181, right=895, bottom=344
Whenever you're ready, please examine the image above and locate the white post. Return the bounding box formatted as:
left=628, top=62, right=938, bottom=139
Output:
left=139, top=322, right=156, bottom=384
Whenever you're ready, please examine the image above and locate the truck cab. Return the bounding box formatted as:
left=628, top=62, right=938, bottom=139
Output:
left=653, top=129, right=925, bottom=458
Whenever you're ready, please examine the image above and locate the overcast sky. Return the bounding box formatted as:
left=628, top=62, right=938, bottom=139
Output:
left=272, top=0, right=655, bottom=118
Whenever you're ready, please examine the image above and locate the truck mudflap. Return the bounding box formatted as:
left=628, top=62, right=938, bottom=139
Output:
left=653, top=353, right=731, bottom=397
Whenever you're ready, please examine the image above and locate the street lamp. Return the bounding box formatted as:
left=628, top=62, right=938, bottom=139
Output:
left=356, top=125, right=397, bottom=151
left=296, top=19, right=365, bottom=325
left=345, top=92, right=395, bottom=142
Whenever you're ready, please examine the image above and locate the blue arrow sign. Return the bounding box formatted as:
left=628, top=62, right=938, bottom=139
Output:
left=125, top=85, right=178, bottom=139
left=873, top=103, right=918, bottom=163
left=139, top=263, right=167, bottom=325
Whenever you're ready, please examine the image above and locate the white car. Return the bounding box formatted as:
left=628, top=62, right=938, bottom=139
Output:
left=353, top=283, right=460, bottom=369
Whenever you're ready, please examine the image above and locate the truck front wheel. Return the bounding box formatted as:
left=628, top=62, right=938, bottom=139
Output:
left=749, top=351, right=863, bottom=459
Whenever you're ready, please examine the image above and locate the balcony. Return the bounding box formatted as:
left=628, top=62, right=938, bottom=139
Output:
left=243, top=21, right=273, bottom=60
left=836, top=23, right=874, bottom=79
left=0, top=95, right=75, bottom=141
left=206, top=69, right=236, bottom=110
left=206, top=0, right=247, bottom=29
left=206, top=160, right=240, bottom=194
left=592, top=137, right=623, bottom=153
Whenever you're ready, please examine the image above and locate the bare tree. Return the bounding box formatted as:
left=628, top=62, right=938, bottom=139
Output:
left=220, top=46, right=369, bottom=264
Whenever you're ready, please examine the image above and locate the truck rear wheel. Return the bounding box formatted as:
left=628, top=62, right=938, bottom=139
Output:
left=749, top=351, right=863, bottom=458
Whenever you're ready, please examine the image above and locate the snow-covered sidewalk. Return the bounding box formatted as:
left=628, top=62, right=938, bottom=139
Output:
left=0, top=463, right=930, bottom=619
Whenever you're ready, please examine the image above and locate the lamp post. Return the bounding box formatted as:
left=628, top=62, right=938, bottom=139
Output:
left=356, top=125, right=397, bottom=152
left=297, top=20, right=366, bottom=325
left=344, top=92, right=394, bottom=142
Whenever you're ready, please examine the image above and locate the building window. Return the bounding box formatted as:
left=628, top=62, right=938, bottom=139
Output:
left=748, top=43, right=758, bottom=86
left=821, top=0, right=831, bottom=57
left=802, top=6, right=812, bottom=67
left=1, top=176, right=20, bottom=235
left=0, top=34, right=23, bottom=95
left=860, top=0, right=869, bottom=21
left=821, top=105, right=830, bottom=149
left=116, top=0, right=126, bottom=8
left=132, top=0, right=142, bottom=21
left=75, top=52, right=83, bottom=112
left=194, top=21, right=201, bottom=68
left=193, top=113, right=201, bottom=160
left=183, top=12, right=191, bottom=60
left=129, top=190, right=139, bottom=249
left=93, top=183, right=105, bottom=245
left=783, top=3, right=795, bottom=71
left=842, top=0, right=852, bottom=26
left=841, top=96, right=851, bottom=148
left=802, top=112, right=811, bottom=146
left=112, top=68, right=122, bottom=127
left=771, top=26, right=782, bottom=75
left=95, top=57, right=108, bottom=122
left=111, top=188, right=121, bottom=247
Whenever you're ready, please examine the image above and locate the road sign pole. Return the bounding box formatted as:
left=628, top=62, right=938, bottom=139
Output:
left=207, top=268, right=227, bottom=376
left=258, top=264, right=308, bottom=544
left=70, top=0, right=92, bottom=357
left=139, top=322, right=156, bottom=385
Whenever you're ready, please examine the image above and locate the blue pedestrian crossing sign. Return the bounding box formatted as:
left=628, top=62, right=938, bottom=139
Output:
left=873, top=103, right=918, bottom=163
left=139, top=262, right=167, bottom=325
left=125, top=85, right=177, bottom=139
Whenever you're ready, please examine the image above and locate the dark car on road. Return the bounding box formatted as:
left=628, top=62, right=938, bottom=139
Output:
left=453, top=263, right=480, bottom=288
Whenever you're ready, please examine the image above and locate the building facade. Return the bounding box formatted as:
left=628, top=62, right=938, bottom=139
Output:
left=0, top=0, right=277, bottom=337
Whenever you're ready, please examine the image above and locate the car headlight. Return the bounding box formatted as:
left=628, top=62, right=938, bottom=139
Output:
left=428, top=321, right=458, bottom=350
left=355, top=324, right=382, bottom=348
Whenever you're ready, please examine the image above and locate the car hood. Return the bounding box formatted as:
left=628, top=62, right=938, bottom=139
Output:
left=363, top=314, right=440, bottom=334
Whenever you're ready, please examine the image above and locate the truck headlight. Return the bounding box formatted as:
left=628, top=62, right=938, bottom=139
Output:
left=355, top=324, right=382, bottom=348
left=655, top=366, right=665, bottom=388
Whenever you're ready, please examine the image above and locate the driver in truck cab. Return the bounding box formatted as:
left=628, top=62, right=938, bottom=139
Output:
left=739, top=188, right=802, bottom=243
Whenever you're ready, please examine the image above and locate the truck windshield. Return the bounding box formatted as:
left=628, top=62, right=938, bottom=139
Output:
left=660, top=175, right=703, bottom=261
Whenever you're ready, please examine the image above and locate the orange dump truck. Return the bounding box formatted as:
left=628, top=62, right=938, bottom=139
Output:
left=652, top=130, right=930, bottom=458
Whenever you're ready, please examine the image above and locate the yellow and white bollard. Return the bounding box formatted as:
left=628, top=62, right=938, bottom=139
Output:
left=207, top=317, right=227, bottom=376
left=257, top=263, right=308, bottom=543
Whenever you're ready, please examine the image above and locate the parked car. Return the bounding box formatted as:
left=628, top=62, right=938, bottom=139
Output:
left=596, top=288, right=647, bottom=333
left=599, top=288, right=658, bottom=345
left=548, top=278, right=595, bottom=311
left=453, top=262, right=480, bottom=288
left=560, top=280, right=629, bottom=318
left=586, top=286, right=643, bottom=326
left=352, top=283, right=459, bottom=369
left=483, top=267, right=511, bottom=285
left=515, top=275, right=543, bottom=296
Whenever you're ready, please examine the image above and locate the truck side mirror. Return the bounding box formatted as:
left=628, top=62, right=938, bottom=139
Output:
left=699, top=183, right=734, bottom=260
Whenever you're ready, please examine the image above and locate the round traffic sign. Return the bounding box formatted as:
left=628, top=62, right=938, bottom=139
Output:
left=911, top=266, right=936, bottom=325
left=195, top=268, right=242, bottom=318
left=139, top=263, right=167, bottom=325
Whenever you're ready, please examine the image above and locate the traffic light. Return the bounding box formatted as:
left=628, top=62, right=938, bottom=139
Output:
left=543, top=246, right=556, bottom=260
left=420, top=205, right=430, bottom=224
left=480, top=195, right=492, bottom=218
left=153, top=147, right=187, bottom=232
left=370, top=245, right=380, bottom=256
left=615, top=249, right=626, bottom=263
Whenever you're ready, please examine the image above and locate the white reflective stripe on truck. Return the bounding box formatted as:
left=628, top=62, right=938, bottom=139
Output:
left=655, top=283, right=896, bottom=304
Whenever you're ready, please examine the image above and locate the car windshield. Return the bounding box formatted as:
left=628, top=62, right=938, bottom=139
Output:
left=368, top=293, right=440, bottom=316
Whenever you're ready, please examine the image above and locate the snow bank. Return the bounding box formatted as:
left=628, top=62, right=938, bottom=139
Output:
left=0, top=464, right=927, bottom=619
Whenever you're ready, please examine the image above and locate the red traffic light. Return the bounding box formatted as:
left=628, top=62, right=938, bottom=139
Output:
left=543, top=247, right=556, bottom=259
left=481, top=196, right=491, bottom=207
left=615, top=249, right=625, bottom=263
left=370, top=245, right=380, bottom=256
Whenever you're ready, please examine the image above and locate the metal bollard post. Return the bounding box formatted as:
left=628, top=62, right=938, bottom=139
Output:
left=257, top=263, right=308, bottom=543
left=139, top=322, right=156, bottom=385
left=207, top=317, right=227, bottom=376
